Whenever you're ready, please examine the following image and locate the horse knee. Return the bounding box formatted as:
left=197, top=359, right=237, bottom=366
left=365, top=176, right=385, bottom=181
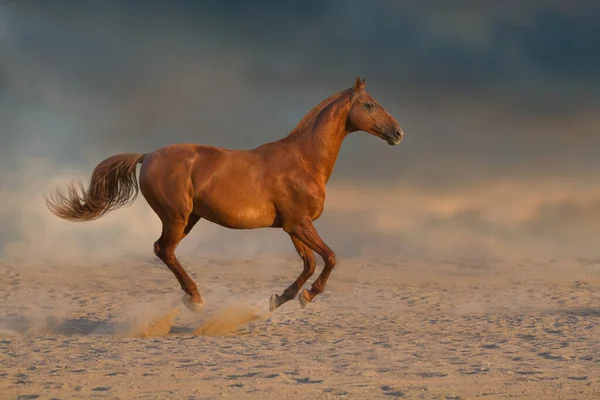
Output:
left=153, top=240, right=161, bottom=258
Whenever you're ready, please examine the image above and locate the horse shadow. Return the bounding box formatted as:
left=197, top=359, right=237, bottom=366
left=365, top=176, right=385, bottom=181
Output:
left=0, top=316, right=194, bottom=336
left=554, top=308, right=600, bottom=317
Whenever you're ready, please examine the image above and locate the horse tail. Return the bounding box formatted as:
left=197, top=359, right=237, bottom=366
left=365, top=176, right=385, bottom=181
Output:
left=46, top=153, right=146, bottom=222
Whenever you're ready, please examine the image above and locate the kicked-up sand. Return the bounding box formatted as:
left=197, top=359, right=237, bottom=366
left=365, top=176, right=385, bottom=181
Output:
left=0, top=255, right=599, bottom=399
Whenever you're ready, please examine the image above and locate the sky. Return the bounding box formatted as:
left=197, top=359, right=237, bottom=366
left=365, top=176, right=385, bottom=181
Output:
left=1, top=1, right=599, bottom=264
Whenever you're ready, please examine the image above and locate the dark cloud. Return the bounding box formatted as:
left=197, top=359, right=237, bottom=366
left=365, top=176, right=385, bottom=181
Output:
left=4, top=1, right=600, bottom=102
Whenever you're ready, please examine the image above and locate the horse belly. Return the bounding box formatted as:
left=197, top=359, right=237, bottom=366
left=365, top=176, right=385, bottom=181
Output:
left=194, top=192, right=278, bottom=229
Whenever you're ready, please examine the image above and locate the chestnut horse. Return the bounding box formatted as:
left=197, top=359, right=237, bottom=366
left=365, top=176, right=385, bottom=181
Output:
left=46, top=77, right=404, bottom=312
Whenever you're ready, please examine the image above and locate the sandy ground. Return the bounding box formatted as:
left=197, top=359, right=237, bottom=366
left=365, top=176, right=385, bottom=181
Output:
left=1, top=255, right=600, bottom=399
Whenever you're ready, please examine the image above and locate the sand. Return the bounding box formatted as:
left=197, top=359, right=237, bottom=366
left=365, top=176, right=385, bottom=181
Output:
left=1, top=255, right=599, bottom=399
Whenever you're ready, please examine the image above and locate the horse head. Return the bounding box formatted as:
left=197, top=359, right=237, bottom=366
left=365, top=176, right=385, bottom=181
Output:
left=347, top=77, right=404, bottom=146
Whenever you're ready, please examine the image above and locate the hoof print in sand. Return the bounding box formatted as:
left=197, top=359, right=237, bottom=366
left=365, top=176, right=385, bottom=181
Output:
left=294, top=377, right=324, bottom=384
left=381, top=385, right=405, bottom=398
left=418, top=372, right=448, bottom=378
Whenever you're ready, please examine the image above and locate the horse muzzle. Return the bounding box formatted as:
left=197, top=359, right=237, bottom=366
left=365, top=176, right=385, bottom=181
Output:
left=385, top=128, right=403, bottom=146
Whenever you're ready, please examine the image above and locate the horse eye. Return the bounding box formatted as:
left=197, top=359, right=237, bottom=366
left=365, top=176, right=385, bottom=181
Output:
left=365, top=102, right=375, bottom=108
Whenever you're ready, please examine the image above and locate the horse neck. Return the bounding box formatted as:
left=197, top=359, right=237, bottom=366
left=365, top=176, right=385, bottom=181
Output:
left=292, top=93, right=352, bottom=184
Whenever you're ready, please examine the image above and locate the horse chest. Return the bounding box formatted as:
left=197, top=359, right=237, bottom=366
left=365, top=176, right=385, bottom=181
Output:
left=305, top=192, right=326, bottom=216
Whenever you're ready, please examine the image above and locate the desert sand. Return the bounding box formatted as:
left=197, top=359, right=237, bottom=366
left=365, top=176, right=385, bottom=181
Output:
left=1, top=255, right=599, bottom=399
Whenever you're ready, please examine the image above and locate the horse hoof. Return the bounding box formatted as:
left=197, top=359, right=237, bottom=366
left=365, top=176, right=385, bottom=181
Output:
left=298, top=289, right=311, bottom=308
left=269, top=294, right=280, bottom=312
left=182, top=294, right=204, bottom=312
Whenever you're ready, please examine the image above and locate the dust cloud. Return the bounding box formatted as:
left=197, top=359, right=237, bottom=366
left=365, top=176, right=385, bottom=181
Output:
left=2, top=161, right=600, bottom=268
left=194, top=303, right=265, bottom=337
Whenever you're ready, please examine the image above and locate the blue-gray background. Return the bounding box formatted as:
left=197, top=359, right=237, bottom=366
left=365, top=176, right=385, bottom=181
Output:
left=1, top=1, right=599, bottom=263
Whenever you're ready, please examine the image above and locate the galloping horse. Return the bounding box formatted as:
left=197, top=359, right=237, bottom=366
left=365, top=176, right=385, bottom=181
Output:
left=46, top=77, right=404, bottom=312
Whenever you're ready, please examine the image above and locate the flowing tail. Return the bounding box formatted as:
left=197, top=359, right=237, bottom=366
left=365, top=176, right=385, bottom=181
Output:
left=46, top=153, right=145, bottom=222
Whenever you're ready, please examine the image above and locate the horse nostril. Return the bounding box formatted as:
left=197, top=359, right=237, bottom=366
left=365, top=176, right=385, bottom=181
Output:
left=395, top=129, right=403, bottom=138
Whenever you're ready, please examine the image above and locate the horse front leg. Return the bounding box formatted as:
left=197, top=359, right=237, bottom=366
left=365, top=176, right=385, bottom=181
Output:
left=270, top=235, right=316, bottom=311
left=284, top=221, right=337, bottom=308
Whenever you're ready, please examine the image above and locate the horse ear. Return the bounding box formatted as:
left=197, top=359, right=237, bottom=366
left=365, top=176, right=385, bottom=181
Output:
left=353, top=76, right=366, bottom=93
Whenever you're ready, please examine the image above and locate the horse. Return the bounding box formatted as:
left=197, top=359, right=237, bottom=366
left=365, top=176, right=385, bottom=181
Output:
left=46, top=76, right=404, bottom=313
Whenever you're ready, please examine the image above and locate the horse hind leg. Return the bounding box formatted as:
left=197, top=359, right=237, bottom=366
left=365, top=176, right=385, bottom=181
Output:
left=153, top=213, right=201, bottom=292
left=155, top=216, right=204, bottom=312
left=269, top=236, right=316, bottom=312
